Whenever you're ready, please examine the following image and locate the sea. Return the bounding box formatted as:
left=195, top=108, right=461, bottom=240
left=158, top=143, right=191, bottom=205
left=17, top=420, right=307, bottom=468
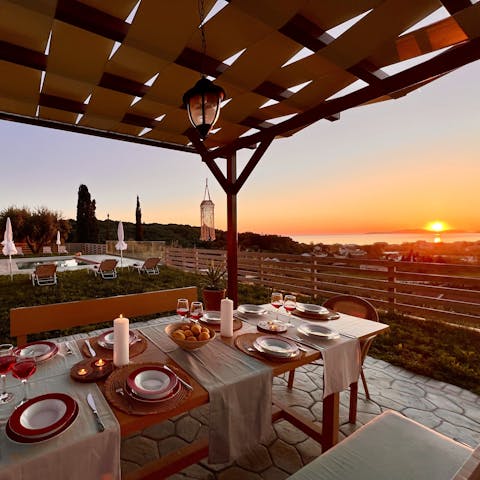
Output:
left=290, top=232, right=480, bottom=246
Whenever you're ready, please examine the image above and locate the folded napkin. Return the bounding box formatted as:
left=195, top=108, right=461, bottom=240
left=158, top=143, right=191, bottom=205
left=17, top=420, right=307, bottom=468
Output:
left=140, top=325, right=273, bottom=464
left=321, top=336, right=361, bottom=398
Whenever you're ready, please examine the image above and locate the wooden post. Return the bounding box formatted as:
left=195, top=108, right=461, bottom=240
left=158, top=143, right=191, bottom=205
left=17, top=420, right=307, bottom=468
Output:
left=226, top=152, right=238, bottom=306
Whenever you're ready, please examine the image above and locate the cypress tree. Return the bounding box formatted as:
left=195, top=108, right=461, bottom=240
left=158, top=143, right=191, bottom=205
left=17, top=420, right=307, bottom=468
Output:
left=135, top=195, right=144, bottom=241
left=76, top=184, right=98, bottom=242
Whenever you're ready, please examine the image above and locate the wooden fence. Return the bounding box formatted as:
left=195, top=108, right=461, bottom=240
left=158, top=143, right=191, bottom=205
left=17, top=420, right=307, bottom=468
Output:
left=164, top=247, right=480, bottom=328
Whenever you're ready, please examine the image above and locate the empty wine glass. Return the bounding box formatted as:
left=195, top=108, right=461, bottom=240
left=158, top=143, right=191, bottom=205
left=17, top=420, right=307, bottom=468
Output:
left=283, top=294, right=296, bottom=326
left=176, top=298, right=189, bottom=322
left=190, top=301, right=204, bottom=322
left=271, top=292, right=283, bottom=320
left=11, top=357, right=36, bottom=407
left=0, top=344, right=16, bottom=404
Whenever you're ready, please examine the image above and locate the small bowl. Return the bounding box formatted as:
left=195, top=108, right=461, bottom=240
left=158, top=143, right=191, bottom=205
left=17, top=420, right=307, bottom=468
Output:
left=165, top=322, right=216, bottom=350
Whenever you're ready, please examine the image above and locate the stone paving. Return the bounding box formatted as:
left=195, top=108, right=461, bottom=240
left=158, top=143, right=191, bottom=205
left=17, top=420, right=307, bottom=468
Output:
left=120, top=355, right=480, bottom=479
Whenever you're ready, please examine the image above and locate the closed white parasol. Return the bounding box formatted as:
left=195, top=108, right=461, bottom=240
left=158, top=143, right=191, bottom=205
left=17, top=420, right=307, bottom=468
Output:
left=2, top=217, right=18, bottom=280
left=115, top=221, right=127, bottom=267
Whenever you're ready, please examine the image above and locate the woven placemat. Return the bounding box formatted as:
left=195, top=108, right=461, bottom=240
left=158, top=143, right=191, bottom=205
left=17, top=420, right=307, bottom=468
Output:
left=199, top=318, right=242, bottom=332
left=81, top=332, right=148, bottom=360
left=293, top=309, right=340, bottom=321
left=234, top=333, right=305, bottom=362
left=104, top=362, right=192, bottom=415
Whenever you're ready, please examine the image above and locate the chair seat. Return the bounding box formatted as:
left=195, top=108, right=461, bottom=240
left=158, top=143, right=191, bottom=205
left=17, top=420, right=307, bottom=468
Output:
left=287, top=410, right=472, bottom=480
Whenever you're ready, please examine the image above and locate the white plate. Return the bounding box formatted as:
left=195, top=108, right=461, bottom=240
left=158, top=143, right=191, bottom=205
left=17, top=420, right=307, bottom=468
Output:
left=202, top=311, right=221, bottom=323
left=237, top=304, right=267, bottom=315
left=297, top=324, right=339, bottom=339
left=254, top=336, right=298, bottom=357
left=296, top=303, right=329, bottom=315
left=98, top=330, right=137, bottom=349
left=20, top=399, right=67, bottom=432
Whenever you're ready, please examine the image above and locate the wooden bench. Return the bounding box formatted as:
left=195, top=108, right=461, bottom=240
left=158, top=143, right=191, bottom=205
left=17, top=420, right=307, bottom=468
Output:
left=287, top=410, right=478, bottom=480
left=10, top=286, right=198, bottom=345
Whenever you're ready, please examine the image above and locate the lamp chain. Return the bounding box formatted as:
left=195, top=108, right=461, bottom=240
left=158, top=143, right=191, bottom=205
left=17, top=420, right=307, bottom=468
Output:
left=199, top=0, right=206, bottom=77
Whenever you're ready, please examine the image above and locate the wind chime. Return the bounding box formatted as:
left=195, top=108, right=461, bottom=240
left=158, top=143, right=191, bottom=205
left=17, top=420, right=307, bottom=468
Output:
left=200, top=179, right=215, bottom=241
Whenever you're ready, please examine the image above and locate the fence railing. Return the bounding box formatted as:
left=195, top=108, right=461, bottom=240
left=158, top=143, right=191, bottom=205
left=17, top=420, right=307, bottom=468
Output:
left=164, top=247, right=480, bottom=328
left=66, top=243, right=106, bottom=255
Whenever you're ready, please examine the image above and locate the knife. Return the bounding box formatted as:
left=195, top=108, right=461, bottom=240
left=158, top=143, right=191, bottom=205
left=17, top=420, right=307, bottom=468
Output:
left=163, top=365, right=193, bottom=391
left=281, top=335, right=325, bottom=351
left=86, top=393, right=105, bottom=432
left=85, top=339, right=96, bottom=357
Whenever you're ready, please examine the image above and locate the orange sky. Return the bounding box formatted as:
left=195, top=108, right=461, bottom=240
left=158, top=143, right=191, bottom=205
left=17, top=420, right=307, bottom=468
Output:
left=1, top=61, right=479, bottom=236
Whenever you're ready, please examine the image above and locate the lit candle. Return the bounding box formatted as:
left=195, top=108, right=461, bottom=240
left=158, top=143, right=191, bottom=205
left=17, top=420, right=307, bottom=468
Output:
left=113, top=314, right=130, bottom=367
left=77, top=368, right=88, bottom=376
left=220, top=298, right=234, bottom=337
left=94, top=358, right=106, bottom=367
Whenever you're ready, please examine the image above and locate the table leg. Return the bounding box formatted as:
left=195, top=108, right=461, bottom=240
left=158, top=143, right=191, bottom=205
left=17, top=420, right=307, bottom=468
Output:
left=322, top=392, right=339, bottom=452
left=349, top=381, right=358, bottom=424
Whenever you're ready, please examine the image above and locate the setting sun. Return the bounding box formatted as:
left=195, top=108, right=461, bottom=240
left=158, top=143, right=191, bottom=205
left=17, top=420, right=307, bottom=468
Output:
left=426, top=221, right=448, bottom=233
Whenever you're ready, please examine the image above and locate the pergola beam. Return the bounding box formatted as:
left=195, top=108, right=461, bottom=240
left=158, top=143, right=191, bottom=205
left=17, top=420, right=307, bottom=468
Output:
left=211, top=36, right=480, bottom=158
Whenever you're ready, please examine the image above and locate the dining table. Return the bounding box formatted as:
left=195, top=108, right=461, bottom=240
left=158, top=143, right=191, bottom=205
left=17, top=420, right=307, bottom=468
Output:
left=0, top=305, right=388, bottom=480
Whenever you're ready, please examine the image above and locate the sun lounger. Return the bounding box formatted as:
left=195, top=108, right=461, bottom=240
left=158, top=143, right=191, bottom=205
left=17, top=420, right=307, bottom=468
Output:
left=58, top=245, right=68, bottom=254
left=287, top=410, right=476, bottom=480
left=93, top=259, right=118, bottom=279
left=132, top=257, right=161, bottom=275
left=42, top=246, right=52, bottom=254
left=31, top=263, right=57, bottom=286
left=16, top=246, right=24, bottom=255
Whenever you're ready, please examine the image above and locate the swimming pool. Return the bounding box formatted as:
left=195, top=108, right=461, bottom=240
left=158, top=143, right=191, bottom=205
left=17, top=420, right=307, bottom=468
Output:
left=13, top=254, right=141, bottom=273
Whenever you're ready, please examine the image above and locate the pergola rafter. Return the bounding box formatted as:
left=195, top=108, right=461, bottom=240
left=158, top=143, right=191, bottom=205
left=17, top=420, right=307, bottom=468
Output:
left=0, top=0, right=479, bottom=303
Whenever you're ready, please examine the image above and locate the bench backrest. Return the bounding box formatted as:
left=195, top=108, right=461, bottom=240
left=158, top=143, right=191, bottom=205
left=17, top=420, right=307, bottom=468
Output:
left=10, top=286, right=198, bottom=345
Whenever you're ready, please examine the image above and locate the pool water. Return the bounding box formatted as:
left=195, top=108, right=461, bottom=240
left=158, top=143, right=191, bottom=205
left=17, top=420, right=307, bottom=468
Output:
left=14, top=255, right=141, bottom=273
left=16, top=257, right=91, bottom=270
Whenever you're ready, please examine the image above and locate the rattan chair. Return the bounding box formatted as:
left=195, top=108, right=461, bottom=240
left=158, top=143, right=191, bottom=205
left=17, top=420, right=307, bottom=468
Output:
left=323, top=294, right=379, bottom=400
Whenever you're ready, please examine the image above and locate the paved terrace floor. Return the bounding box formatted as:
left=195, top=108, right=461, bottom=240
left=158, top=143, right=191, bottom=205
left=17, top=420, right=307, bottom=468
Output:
left=118, top=352, right=480, bottom=479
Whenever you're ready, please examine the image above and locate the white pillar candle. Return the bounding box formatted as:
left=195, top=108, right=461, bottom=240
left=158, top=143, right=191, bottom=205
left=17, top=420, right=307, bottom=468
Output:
left=113, top=314, right=130, bottom=367
left=220, top=298, right=234, bottom=337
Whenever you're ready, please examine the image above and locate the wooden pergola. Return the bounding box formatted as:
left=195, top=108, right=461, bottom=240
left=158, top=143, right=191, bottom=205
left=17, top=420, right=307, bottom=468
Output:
left=1, top=0, right=479, bottom=303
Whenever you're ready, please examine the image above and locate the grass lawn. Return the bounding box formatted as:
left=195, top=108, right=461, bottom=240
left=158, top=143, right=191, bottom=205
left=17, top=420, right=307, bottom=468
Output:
left=1, top=266, right=479, bottom=395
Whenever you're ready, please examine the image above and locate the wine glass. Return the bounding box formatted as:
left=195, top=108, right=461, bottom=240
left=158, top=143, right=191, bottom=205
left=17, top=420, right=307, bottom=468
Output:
left=11, top=357, right=37, bottom=407
left=0, top=344, right=16, bottom=404
left=176, top=298, right=189, bottom=322
left=283, top=294, right=296, bottom=326
left=190, top=301, right=204, bottom=322
left=271, top=292, right=283, bottom=320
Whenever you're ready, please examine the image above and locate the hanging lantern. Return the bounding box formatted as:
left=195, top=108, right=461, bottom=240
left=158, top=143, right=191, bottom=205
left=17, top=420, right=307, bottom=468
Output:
left=183, top=77, right=225, bottom=139
left=182, top=0, right=226, bottom=139
left=200, top=179, right=215, bottom=241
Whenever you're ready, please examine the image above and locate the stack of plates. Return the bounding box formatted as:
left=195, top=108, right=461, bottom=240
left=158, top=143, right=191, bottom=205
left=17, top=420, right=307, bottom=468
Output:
left=201, top=311, right=221, bottom=324
left=13, top=341, right=58, bottom=362
left=97, top=330, right=137, bottom=349
left=253, top=336, right=299, bottom=359
left=257, top=319, right=288, bottom=333
left=125, top=366, right=181, bottom=403
left=237, top=304, right=267, bottom=315
left=296, top=304, right=330, bottom=315
left=6, top=393, right=78, bottom=443
left=297, top=324, right=340, bottom=339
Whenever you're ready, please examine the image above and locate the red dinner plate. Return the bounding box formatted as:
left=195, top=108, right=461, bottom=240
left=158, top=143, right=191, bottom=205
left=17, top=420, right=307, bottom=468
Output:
left=13, top=341, right=58, bottom=363
left=126, top=365, right=178, bottom=399
left=8, top=393, right=77, bottom=438
left=7, top=399, right=78, bottom=443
